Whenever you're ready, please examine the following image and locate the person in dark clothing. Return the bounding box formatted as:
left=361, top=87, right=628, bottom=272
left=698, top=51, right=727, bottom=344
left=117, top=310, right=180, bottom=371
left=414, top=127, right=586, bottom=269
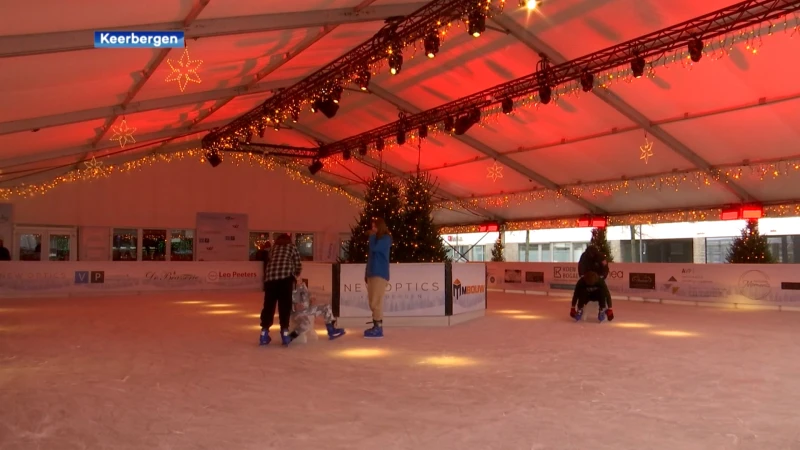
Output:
left=0, top=239, right=10, bottom=261
left=578, top=245, right=609, bottom=279
left=259, top=234, right=302, bottom=347
left=570, top=271, right=615, bottom=322
left=254, top=241, right=271, bottom=285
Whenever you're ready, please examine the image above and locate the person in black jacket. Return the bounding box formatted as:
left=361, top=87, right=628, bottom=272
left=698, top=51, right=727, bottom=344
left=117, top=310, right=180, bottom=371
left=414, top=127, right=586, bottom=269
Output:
left=0, top=239, right=10, bottom=261
left=578, top=245, right=609, bottom=279
left=570, top=271, right=614, bottom=322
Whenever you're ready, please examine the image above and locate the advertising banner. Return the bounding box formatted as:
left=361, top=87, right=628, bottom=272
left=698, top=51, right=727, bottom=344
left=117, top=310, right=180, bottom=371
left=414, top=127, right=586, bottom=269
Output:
left=452, top=263, right=487, bottom=314
left=195, top=212, right=249, bottom=261
left=339, top=263, right=446, bottom=317
left=486, top=262, right=800, bottom=306
left=0, top=261, right=263, bottom=297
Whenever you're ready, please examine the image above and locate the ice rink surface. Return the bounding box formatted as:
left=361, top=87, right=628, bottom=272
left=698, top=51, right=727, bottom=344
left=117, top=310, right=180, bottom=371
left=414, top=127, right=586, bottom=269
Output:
left=1, top=291, right=799, bottom=450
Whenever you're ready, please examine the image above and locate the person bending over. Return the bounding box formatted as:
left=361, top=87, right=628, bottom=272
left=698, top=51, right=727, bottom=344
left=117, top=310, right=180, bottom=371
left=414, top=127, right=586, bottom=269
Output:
left=578, top=245, right=609, bottom=279
left=288, top=282, right=345, bottom=342
left=570, top=271, right=615, bottom=322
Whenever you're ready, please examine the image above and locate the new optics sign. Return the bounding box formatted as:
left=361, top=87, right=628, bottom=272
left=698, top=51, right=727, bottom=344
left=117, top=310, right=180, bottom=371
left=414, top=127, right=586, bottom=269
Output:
left=94, top=31, right=185, bottom=48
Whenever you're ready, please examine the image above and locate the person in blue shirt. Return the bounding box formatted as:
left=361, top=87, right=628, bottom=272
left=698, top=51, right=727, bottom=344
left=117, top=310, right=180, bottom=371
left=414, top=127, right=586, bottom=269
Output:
left=364, top=218, right=391, bottom=338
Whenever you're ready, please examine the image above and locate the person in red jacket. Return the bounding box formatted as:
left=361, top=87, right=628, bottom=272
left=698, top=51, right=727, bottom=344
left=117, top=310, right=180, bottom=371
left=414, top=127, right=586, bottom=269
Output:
left=570, top=271, right=615, bottom=322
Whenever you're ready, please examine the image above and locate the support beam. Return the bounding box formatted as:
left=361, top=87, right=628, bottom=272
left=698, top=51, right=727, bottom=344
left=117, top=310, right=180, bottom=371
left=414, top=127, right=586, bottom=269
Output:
left=0, top=77, right=300, bottom=136
left=288, top=122, right=505, bottom=221
left=490, top=14, right=759, bottom=203
left=366, top=84, right=605, bottom=214
left=0, top=3, right=427, bottom=58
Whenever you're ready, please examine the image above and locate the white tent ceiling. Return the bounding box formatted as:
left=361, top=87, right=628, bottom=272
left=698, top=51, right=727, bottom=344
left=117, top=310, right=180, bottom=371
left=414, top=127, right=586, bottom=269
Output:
left=1, top=0, right=799, bottom=225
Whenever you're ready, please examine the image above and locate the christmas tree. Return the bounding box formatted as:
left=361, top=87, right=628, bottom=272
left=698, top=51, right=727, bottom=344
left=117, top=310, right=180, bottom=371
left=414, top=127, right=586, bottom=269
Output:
left=491, top=238, right=504, bottom=262
left=726, top=219, right=775, bottom=264
left=345, top=172, right=404, bottom=263
left=395, top=173, right=448, bottom=262
left=590, top=227, right=614, bottom=263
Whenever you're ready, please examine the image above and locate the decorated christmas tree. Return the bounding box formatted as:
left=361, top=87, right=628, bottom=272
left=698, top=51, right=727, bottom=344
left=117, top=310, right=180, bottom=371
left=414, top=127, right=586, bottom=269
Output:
left=726, top=219, right=775, bottom=264
left=345, top=172, right=404, bottom=263
left=590, top=227, right=614, bottom=263
left=395, top=173, right=448, bottom=263
left=491, top=238, right=505, bottom=262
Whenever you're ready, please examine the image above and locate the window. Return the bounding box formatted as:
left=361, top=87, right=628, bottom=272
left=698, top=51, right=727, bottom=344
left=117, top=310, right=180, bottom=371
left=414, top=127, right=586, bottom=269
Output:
left=170, top=229, right=194, bottom=261
left=295, top=233, right=314, bottom=261
left=249, top=232, right=270, bottom=261
left=518, top=243, right=540, bottom=262
left=472, top=246, right=485, bottom=261
left=446, top=245, right=470, bottom=262
left=18, top=233, right=42, bottom=261
left=48, top=234, right=71, bottom=261
left=112, top=228, right=138, bottom=261
left=622, top=239, right=693, bottom=263
left=572, top=242, right=589, bottom=262
left=767, top=236, right=783, bottom=263
left=553, top=242, right=571, bottom=262
left=142, top=229, right=167, bottom=261
left=339, top=239, right=349, bottom=261
left=706, top=238, right=733, bottom=263
left=541, top=243, right=551, bottom=262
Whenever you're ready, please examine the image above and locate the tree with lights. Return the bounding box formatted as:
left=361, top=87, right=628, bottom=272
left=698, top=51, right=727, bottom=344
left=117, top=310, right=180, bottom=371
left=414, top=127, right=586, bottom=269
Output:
left=395, top=173, right=448, bottom=263
left=590, top=227, right=614, bottom=263
left=491, top=238, right=505, bottom=262
left=345, top=172, right=404, bottom=263
left=726, top=219, right=775, bottom=264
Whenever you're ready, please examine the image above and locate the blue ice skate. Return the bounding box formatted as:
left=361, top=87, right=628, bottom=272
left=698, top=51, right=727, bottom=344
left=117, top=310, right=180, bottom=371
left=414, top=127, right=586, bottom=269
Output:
left=259, top=329, right=271, bottom=346
left=597, top=309, right=607, bottom=323
left=280, top=329, right=292, bottom=346
left=574, top=309, right=583, bottom=322
left=364, top=320, right=384, bottom=338
left=326, top=322, right=346, bottom=340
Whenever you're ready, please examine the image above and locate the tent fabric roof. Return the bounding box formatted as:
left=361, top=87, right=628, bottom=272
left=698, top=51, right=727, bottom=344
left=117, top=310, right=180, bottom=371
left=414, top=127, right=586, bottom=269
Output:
left=1, top=0, right=799, bottom=225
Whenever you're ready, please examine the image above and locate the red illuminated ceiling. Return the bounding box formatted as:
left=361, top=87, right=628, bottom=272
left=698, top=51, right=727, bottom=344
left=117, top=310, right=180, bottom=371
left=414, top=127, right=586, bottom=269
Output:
left=1, top=0, right=799, bottom=225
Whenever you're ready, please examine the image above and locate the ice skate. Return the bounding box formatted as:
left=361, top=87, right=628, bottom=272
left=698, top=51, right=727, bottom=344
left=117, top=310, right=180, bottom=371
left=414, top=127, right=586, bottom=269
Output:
left=326, top=322, right=346, bottom=340
left=364, top=320, right=384, bottom=338
left=259, top=329, right=271, bottom=346
left=280, top=329, right=292, bottom=346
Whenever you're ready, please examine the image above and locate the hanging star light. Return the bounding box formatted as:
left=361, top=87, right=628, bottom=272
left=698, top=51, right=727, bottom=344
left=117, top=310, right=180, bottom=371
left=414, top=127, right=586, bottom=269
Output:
left=165, top=48, right=203, bottom=92
left=109, top=119, right=136, bottom=148
left=487, top=160, right=504, bottom=182
left=84, top=157, right=103, bottom=172
left=640, top=136, right=654, bottom=164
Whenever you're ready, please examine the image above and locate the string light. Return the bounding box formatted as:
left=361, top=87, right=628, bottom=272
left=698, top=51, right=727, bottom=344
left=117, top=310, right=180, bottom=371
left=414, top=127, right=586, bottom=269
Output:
left=0, top=150, right=362, bottom=206
left=165, top=48, right=203, bottom=92
left=109, top=119, right=137, bottom=148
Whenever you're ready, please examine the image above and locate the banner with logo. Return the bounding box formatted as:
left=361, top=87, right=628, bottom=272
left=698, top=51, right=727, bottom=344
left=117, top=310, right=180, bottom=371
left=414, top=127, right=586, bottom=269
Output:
left=486, top=262, right=800, bottom=306
left=299, top=263, right=333, bottom=305
left=0, top=203, right=12, bottom=248
left=339, top=263, right=446, bottom=317
left=452, top=263, right=487, bottom=314
left=0, top=261, right=262, bottom=297
left=195, top=212, right=249, bottom=261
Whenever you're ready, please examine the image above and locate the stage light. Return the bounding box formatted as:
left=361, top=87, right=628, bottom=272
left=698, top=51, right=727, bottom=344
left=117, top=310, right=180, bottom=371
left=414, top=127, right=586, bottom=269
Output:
left=688, top=38, right=704, bottom=62
left=291, top=110, right=299, bottom=123
left=343, top=149, right=351, bottom=160
left=331, top=86, right=343, bottom=104
left=205, top=150, right=222, bottom=167
left=257, top=124, right=266, bottom=138
left=357, top=70, right=371, bottom=90
left=468, top=10, right=486, bottom=37
left=396, top=127, right=406, bottom=146
left=244, top=131, right=253, bottom=144
left=519, top=0, right=540, bottom=9
left=454, top=109, right=479, bottom=135
left=538, top=85, right=551, bottom=104
left=310, top=100, right=319, bottom=113
left=418, top=124, right=428, bottom=139
left=580, top=71, right=594, bottom=92
left=443, top=116, right=455, bottom=133
left=358, top=142, right=368, bottom=156
left=376, top=138, right=385, bottom=151
left=424, top=32, right=440, bottom=58
left=501, top=97, right=513, bottom=114
left=308, top=159, right=324, bottom=175
left=631, top=54, right=645, bottom=78
left=388, top=52, right=403, bottom=75
left=317, top=98, right=339, bottom=118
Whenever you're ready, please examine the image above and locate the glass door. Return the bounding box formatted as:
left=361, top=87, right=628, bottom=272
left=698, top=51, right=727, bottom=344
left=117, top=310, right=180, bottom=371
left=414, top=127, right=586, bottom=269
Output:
left=14, top=227, right=77, bottom=261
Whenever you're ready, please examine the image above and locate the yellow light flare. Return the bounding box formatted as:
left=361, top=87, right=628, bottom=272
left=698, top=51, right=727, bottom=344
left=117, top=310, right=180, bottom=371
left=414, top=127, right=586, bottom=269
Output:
left=495, top=309, right=527, bottom=314
left=205, top=303, right=234, bottom=308
left=418, top=355, right=476, bottom=367
left=204, top=310, right=240, bottom=315
left=335, top=348, right=387, bottom=358
left=175, top=300, right=206, bottom=305
left=650, top=330, right=697, bottom=338
left=612, top=322, right=653, bottom=329
left=511, top=314, right=543, bottom=320
left=244, top=313, right=261, bottom=319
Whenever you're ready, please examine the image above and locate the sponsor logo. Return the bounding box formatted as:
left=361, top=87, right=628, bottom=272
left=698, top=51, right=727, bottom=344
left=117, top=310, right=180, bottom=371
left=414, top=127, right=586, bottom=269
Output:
left=738, top=270, right=771, bottom=300
left=342, top=282, right=441, bottom=292
left=608, top=270, right=624, bottom=279
left=0, top=271, right=67, bottom=281
left=629, top=272, right=656, bottom=290
left=452, top=278, right=485, bottom=299
left=144, top=271, right=200, bottom=282
left=553, top=266, right=579, bottom=280
left=525, top=271, right=544, bottom=283
left=74, top=271, right=105, bottom=284
left=504, top=269, right=522, bottom=283
left=207, top=271, right=258, bottom=282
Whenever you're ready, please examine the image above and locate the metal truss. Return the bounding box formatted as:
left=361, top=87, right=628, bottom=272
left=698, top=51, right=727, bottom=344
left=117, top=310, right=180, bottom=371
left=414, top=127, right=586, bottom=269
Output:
left=202, top=0, right=504, bottom=150
left=317, top=0, right=800, bottom=159
left=0, top=3, right=427, bottom=58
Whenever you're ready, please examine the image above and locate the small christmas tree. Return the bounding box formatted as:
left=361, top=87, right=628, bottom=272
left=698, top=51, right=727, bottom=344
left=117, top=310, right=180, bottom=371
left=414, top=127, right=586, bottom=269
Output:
left=345, top=172, right=404, bottom=263
left=396, top=173, right=448, bottom=262
left=590, top=227, right=614, bottom=263
left=726, top=219, right=775, bottom=264
left=491, top=238, right=505, bottom=262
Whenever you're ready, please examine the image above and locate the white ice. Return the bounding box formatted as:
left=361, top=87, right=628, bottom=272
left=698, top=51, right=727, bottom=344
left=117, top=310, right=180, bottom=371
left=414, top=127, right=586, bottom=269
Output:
left=1, top=292, right=799, bottom=450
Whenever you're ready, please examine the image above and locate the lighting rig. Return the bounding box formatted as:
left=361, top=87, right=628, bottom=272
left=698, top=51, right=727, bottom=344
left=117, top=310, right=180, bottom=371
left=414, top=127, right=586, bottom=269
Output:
left=315, top=0, right=800, bottom=160
left=201, top=0, right=506, bottom=159
left=203, top=143, right=319, bottom=168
